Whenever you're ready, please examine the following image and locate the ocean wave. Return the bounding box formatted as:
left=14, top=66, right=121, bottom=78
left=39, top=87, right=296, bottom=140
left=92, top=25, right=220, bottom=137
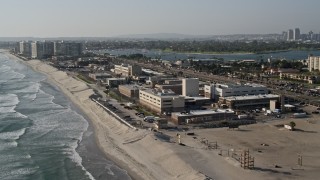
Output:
left=0, top=141, right=18, bottom=151
left=0, top=167, right=38, bottom=180
left=0, top=128, right=27, bottom=140
left=0, top=66, right=26, bottom=81
left=0, top=80, right=9, bottom=84
left=0, top=93, right=20, bottom=114
left=0, top=154, right=31, bottom=163
left=13, top=82, right=41, bottom=94
left=22, top=93, right=37, bottom=101
left=0, top=94, right=19, bottom=107
left=0, top=64, right=11, bottom=73
left=0, top=111, right=29, bottom=119
left=66, top=141, right=96, bottom=180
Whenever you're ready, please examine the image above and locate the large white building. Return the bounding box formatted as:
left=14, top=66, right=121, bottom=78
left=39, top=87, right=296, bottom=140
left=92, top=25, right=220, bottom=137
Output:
left=19, top=41, right=32, bottom=57
left=308, top=56, right=320, bottom=72
left=31, top=41, right=54, bottom=59
left=139, top=88, right=185, bottom=113
left=31, top=42, right=43, bottom=59
left=182, top=78, right=199, bottom=97
left=205, top=83, right=268, bottom=99
left=114, top=64, right=142, bottom=77
left=218, top=94, right=280, bottom=109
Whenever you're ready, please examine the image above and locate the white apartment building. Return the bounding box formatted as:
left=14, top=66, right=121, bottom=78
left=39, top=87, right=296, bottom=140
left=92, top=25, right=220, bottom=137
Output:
left=19, top=41, right=32, bottom=57
left=205, top=83, right=268, bottom=99
left=308, top=56, right=320, bottom=72
left=139, top=89, right=185, bottom=113
left=182, top=78, right=199, bottom=97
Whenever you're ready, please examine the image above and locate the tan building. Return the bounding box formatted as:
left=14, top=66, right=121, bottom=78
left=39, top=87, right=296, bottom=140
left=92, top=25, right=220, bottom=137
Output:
left=119, top=85, right=140, bottom=98
left=171, top=109, right=236, bottom=125
left=114, top=64, right=142, bottom=77
left=218, top=94, right=279, bottom=109
left=155, top=84, right=182, bottom=95
left=89, top=73, right=112, bottom=81
left=139, top=89, right=185, bottom=114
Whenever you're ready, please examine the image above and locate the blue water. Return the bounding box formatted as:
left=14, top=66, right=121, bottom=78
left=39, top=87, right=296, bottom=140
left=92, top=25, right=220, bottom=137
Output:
left=96, top=49, right=320, bottom=61
left=0, top=51, right=131, bottom=180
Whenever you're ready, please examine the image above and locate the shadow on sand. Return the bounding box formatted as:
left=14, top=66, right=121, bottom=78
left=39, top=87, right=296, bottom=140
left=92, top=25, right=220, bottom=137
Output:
left=254, top=167, right=292, bottom=175
left=294, top=129, right=317, bottom=133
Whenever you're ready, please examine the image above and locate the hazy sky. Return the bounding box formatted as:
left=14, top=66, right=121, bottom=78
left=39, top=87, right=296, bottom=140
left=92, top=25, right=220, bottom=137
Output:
left=0, top=0, right=319, bottom=37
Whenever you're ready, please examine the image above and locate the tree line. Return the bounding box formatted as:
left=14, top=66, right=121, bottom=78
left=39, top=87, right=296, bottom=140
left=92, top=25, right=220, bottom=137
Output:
left=84, top=40, right=320, bottom=53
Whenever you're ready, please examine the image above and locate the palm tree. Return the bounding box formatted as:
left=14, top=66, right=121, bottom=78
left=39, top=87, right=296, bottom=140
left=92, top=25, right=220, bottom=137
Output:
left=289, top=121, right=296, bottom=131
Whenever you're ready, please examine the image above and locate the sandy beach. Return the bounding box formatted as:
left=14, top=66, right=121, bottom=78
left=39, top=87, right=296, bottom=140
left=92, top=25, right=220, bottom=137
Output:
left=7, top=52, right=320, bottom=180
left=7, top=53, right=206, bottom=180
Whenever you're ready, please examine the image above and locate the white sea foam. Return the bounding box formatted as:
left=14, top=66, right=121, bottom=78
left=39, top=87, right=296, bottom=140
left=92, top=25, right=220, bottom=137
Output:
left=0, top=66, right=25, bottom=82
left=0, top=106, right=17, bottom=113
left=0, top=94, right=19, bottom=107
left=0, top=128, right=27, bottom=140
left=0, top=167, right=37, bottom=179
left=0, top=93, right=20, bottom=113
left=13, top=82, right=40, bottom=94
left=0, top=64, right=11, bottom=73
left=67, top=144, right=96, bottom=180
left=22, top=93, right=37, bottom=101
left=0, top=111, right=28, bottom=119
left=0, top=141, right=18, bottom=151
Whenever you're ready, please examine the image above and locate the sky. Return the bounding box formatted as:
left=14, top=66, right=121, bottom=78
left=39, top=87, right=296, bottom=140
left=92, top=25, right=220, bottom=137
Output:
left=0, top=0, right=319, bottom=37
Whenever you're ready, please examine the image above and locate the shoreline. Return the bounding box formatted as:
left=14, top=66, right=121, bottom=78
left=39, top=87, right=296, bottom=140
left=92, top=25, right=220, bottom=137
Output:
left=5, top=50, right=316, bottom=179
left=4, top=52, right=141, bottom=180
left=6, top=52, right=206, bottom=180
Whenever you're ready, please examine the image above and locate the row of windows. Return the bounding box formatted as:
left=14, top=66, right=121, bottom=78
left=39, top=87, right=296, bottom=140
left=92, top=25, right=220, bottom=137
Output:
left=231, top=99, right=276, bottom=104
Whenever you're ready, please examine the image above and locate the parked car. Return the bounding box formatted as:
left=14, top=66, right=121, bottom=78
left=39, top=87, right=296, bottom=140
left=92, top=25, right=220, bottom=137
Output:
left=135, top=112, right=145, bottom=116
left=143, top=116, right=155, bottom=122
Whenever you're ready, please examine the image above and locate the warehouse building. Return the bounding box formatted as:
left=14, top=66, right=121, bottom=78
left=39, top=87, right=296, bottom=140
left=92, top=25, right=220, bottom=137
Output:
left=171, top=109, right=236, bottom=125
left=218, top=94, right=279, bottom=109
left=119, top=85, right=140, bottom=98
left=139, top=88, right=185, bottom=114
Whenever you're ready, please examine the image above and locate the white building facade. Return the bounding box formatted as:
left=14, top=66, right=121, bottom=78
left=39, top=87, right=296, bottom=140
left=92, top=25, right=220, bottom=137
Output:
left=182, top=78, right=199, bottom=97
left=205, top=83, right=268, bottom=99
left=139, top=89, right=185, bottom=113
left=308, top=56, right=320, bottom=72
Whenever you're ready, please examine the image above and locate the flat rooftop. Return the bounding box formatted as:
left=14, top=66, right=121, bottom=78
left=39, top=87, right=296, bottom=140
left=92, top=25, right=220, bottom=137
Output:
left=141, top=88, right=181, bottom=97
left=222, top=94, right=279, bottom=101
left=107, top=78, right=126, bottom=80
left=173, top=109, right=234, bottom=117
left=142, top=68, right=163, bottom=75
left=217, top=83, right=266, bottom=89
left=185, top=96, right=211, bottom=101
left=119, top=84, right=141, bottom=90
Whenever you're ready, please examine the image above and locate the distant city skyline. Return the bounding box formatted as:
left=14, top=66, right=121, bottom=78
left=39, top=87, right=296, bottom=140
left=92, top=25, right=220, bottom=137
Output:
left=0, top=0, right=320, bottom=37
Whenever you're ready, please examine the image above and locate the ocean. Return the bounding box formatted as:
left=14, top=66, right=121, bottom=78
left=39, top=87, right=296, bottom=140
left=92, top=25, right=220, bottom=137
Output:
left=0, top=51, right=132, bottom=180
